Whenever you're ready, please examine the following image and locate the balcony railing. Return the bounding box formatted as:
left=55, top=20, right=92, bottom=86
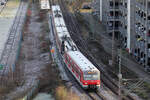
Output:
left=108, top=26, right=120, bottom=30
left=107, top=16, right=120, bottom=20
left=109, top=6, right=119, bottom=9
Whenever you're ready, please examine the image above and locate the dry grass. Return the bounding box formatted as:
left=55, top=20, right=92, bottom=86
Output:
left=0, top=75, right=17, bottom=99
left=55, top=86, right=80, bottom=100
left=38, top=64, right=61, bottom=94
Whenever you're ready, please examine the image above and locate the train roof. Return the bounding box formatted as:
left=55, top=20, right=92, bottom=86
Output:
left=52, top=5, right=62, bottom=18
left=52, top=5, right=71, bottom=41
left=56, top=27, right=70, bottom=39
left=54, top=18, right=66, bottom=27
left=67, top=51, right=99, bottom=72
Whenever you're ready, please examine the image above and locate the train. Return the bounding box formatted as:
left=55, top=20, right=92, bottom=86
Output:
left=51, top=5, right=100, bottom=89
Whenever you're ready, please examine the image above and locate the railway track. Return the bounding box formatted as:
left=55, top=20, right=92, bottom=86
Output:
left=55, top=0, right=136, bottom=100
left=56, top=1, right=107, bottom=100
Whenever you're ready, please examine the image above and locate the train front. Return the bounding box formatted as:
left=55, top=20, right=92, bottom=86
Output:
left=82, top=70, right=100, bottom=89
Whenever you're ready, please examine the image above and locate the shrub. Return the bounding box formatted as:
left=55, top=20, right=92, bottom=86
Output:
left=55, top=86, right=80, bottom=100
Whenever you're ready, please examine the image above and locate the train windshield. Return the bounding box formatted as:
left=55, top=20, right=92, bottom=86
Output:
left=84, top=71, right=100, bottom=80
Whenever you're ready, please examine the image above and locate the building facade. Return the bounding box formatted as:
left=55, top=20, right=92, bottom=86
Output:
left=92, top=0, right=150, bottom=70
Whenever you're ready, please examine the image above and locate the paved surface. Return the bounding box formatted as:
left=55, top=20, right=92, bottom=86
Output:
left=83, top=13, right=150, bottom=84
left=0, top=0, right=19, bottom=60
left=0, top=0, right=28, bottom=75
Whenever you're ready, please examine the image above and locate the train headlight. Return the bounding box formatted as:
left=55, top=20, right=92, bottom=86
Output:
left=85, top=82, right=88, bottom=85
left=97, top=82, right=100, bottom=84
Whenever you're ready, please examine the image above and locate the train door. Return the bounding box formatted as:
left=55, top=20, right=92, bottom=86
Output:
left=80, top=71, right=84, bottom=84
left=61, top=41, right=65, bottom=54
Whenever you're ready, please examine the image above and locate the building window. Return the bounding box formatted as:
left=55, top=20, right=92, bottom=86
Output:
left=109, top=1, right=113, bottom=7
left=148, top=2, right=150, bottom=8
left=148, top=15, right=150, bottom=20
left=125, top=25, right=127, bottom=29
left=120, top=2, right=123, bottom=6
left=141, top=11, right=144, bottom=18
left=141, top=52, right=144, bottom=57
left=147, top=58, right=150, bottom=66
left=125, top=2, right=127, bottom=8
left=147, top=44, right=150, bottom=49
left=148, top=30, right=150, bottom=37
left=137, top=48, right=140, bottom=54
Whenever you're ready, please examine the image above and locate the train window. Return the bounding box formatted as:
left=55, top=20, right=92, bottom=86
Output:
left=84, top=72, right=99, bottom=80
left=84, top=75, right=99, bottom=80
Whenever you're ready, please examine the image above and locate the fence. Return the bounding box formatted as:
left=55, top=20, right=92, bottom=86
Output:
left=11, top=2, right=29, bottom=73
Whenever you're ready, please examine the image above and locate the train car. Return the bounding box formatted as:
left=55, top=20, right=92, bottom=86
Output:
left=51, top=5, right=71, bottom=50
left=51, top=5, right=100, bottom=89
left=64, top=51, right=100, bottom=89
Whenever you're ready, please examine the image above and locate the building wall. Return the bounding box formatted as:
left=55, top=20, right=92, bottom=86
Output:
left=133, top=0, right=150, bottom=68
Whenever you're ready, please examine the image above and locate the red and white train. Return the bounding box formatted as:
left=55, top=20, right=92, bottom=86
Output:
left=51, top=5, right=100, bottom=89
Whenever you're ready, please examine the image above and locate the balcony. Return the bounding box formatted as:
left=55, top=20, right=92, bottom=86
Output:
left=119, top=5, right=127, bottom=12
left=107, top=16, right=120, bottom=20
left=109, top=6, right=119, bottom=9
left=119, top=16, right=127, bottom=25
left=107, top=26, right=120, bottom=32
left=109, top=1, right=119, bottom=10
left=119, top=27, right=127, bottom=35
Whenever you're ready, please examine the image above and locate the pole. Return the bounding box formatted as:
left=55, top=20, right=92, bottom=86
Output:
left=145, top=0, right=148, bottom=70
left=99, top=0, right=102, bottom=21
left=112, top=0, right=115, bottom=67
left=99, top=0, right=101, bottom=21
left=127, top=0, right=131, bottom=53
left=118, top=48, right=122, bottom=100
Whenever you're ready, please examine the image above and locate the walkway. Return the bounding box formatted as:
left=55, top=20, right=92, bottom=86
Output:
left=0, top=0, right=20, bottom=60
left=0, top=0, right=28, bottom=75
